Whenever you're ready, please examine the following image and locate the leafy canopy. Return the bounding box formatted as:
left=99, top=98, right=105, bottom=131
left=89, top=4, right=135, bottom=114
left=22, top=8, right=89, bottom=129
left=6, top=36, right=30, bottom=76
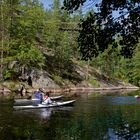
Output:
left=63, top=0, right=140, bottom=59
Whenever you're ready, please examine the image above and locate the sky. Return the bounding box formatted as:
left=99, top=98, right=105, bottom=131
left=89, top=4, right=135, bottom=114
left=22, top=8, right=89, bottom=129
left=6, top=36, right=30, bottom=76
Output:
left=39, top=0, right=119, bottom=17
left=39, top=0, right=53, bottom=9
left=39, top=0, right=100, bottom=14
left=39, top=0, right=64, bottom=10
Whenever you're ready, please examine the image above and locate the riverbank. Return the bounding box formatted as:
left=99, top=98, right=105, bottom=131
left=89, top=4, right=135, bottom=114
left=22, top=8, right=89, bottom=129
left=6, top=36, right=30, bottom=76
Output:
left=0, top=63, right=139, bottom=97
left=0, top=83, right=139, bottom=97
left=1, top=58, right=140, bottom=97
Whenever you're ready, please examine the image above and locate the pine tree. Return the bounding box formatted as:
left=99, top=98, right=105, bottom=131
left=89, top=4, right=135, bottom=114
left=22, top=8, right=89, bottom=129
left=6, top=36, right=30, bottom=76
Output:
left=3, top=0, right=46, bottom=79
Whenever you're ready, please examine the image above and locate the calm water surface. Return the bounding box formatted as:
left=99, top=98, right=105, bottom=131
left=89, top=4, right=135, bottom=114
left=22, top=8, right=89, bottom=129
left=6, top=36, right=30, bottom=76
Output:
left=0, top=90, right=140, bottom=140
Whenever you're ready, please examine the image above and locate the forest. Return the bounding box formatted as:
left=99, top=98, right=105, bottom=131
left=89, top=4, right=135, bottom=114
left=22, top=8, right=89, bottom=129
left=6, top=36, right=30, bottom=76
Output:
left=0, top=0, right=140, bottom=88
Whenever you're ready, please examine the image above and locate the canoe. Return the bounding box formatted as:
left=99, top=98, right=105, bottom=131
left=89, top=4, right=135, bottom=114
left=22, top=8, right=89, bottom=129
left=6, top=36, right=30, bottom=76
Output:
left=13, top=100, right=76, bottom=110
left=14, top=95, right=64, bottom=104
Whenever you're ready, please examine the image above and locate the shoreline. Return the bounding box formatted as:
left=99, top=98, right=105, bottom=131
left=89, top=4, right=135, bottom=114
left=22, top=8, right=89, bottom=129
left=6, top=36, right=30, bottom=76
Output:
left=0, top=85, right=139, bottom=96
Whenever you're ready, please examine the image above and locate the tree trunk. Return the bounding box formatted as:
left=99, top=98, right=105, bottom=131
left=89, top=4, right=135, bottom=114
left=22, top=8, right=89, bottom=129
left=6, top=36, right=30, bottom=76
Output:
left=0, top=0, right=4, bottom=79
left=86, top=59, right=90, bottom=80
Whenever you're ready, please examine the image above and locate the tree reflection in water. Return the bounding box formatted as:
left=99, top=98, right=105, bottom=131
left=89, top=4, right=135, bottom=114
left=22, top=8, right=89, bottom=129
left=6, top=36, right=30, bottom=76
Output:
left=106, top=110, right=140, bottom=140
left=2, top=95, right=140, bottom=140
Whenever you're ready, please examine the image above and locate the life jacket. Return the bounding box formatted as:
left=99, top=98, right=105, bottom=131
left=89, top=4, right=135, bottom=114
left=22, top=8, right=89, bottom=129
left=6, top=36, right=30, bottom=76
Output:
left=44, top=95, right=48, bottom=100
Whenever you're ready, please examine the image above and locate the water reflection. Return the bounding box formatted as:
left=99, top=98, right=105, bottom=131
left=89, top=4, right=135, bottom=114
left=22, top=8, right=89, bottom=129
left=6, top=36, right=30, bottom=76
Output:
left=14, top=108, right=53, bottom=124
left=1, top=91, right=140, bottom=140
left=106, top=96, right=140, bottom=105
left=107, top=115, right=140, bottom=140
left=40, top=109, right=52, bottom=120
left=14, top=107, right=74, bottom=122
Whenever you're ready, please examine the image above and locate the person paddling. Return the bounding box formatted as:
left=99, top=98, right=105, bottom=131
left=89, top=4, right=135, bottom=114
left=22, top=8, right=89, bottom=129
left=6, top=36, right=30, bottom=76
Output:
left=43, top=92, right=52, bottom=104
left=34, top=88, right=43, bottom=104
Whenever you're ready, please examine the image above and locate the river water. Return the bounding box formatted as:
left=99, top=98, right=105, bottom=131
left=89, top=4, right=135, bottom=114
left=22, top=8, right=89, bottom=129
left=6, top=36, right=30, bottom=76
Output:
left=0, top=90, right=140, bottom=140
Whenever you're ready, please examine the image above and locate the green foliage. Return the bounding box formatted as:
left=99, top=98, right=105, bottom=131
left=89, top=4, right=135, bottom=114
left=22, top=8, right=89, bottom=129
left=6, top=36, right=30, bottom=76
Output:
left=0, top=0, right=80, bottom=80
left=52, top=75, right=64, bottom=85
left=17, top=45, right=45, bottom=67
left=6, top=0, right=46, bottom=74
left=3, top=69, right=17, bottom=80
left=62, top=0, right=86, bottom=13
left=78, top=12, right=98, bottom=61
left=0, top=0, right=11, bottom=79
left=128, top=46, right=140, bottom=86
left=63, top=0, right=140, bottom=58
left=1, top=0, right=139, bottom=87
left=90, top=44, right=120, bottom=78
left=44, top=1, right=77, bottom=77
left=88, top=79, right=100, bottom=87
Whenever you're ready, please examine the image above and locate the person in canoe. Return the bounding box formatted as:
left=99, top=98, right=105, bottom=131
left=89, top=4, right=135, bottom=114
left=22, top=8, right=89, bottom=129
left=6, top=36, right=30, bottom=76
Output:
left=43, top=92, right=52, bottom=104
left=34, top=88, right=44, bottom=103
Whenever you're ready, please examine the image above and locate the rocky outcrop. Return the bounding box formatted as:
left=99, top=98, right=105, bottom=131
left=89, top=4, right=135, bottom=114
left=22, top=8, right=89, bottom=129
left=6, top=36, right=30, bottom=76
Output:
left=0, top=85, right=11, bottom=95
left=0, top=63, right=139, bottom=96
left=29, top=69, right=60, bottom=88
